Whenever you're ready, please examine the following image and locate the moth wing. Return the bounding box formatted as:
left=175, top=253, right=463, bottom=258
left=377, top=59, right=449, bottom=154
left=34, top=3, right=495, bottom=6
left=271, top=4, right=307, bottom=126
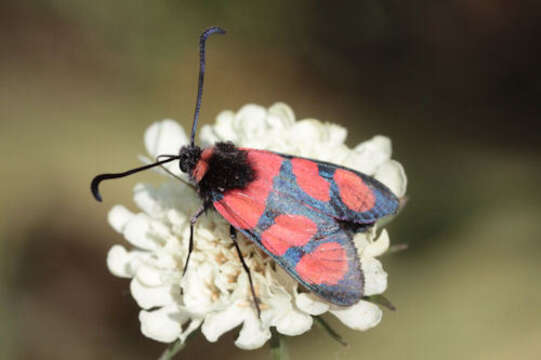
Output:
left=283, top=155, right=400, bottom=225
left=214, top=192, right=364, bottom=306
left=212, top=150, right=363, bottom=305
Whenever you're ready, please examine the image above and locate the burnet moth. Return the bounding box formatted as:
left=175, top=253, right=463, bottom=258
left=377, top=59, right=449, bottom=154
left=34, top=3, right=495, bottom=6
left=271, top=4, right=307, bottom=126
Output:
left=91, top=26, right=400, bottom=317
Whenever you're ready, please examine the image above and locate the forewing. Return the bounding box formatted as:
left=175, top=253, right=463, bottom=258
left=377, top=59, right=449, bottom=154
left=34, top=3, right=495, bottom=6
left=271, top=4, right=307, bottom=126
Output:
left=212, top=150, right=363, bottom=305
left=285, top=154, right=400, bottom=224
left=225, top=149, right=398, bottom=226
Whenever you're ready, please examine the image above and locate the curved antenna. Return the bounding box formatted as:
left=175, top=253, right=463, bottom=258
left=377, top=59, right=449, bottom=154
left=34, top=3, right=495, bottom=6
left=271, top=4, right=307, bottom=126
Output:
left=91, top=156, right=179, bottom=202
left=190, top=26, right=226, bottom=146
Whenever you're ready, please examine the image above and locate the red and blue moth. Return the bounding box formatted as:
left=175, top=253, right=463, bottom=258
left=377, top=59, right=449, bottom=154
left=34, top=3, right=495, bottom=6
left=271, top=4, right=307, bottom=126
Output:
left=91, top=27, right=400, bottom=317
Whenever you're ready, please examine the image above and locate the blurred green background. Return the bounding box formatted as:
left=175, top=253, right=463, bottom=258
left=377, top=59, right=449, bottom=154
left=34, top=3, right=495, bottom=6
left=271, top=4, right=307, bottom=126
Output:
left=2, top=1, right=541, bottom=359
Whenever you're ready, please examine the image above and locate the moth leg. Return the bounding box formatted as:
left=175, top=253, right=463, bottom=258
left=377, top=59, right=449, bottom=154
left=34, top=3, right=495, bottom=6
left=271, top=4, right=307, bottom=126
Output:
left=230, top=226, right=261, bottom=318
left=182, top=204, right=207, bottom=276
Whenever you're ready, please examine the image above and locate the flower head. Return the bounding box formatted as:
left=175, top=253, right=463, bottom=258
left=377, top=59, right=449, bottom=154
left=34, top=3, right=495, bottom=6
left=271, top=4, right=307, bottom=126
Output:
left=106, top=103, right=407, bottom=350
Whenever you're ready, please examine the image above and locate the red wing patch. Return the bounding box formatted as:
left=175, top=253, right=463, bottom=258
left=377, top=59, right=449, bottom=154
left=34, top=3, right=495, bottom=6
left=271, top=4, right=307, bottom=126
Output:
left=291, top=158, right=330, bottom=202
left=192, top=148, right=214, bottom=183
left=333, top=168, right=376, bottom=213
left=295, top=242, right=348, bottom=286
left=261, top=214, right=317, bottom=256
left=214, top=192, right=265, bottom=229
left=214, top=150, right=283, bottom=229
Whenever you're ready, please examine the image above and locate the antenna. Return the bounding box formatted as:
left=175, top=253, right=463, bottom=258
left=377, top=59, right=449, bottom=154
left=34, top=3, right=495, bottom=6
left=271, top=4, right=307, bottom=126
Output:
left=90, top=27, right=226, bottom=202
left=91, top=156, right=179, bottom=202
left=190, top=26, right=226, bottom=146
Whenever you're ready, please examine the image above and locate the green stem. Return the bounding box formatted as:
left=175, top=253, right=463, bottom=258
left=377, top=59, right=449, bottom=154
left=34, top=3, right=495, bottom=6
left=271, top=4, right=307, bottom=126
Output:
left=270, top=328, right=290, bottom=360
left=364, top=294, right=396, bottom=311
left=158, top=339, right=186, bottom=360
left=314, top=316, right=348, bottom=347
left=386, top=243, right=409, bottom=255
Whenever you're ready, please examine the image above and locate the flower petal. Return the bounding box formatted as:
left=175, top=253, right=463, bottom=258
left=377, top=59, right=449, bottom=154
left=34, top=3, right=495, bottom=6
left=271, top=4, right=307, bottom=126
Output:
left=200, top=110, right=237, bottom=145
left=135, top=263, right=165, bottom=287
left=296, top=293, right=330, bottom=316
left=274, top=310, right=312, bottom=336
left=362, top=229, right=390, bottom=258
left=290, top=120, right=326, bottom=146
left=133, top=183, right=163, bottom=216
left=326, top=123, right=347, bottom=146
left=234, top=104, right=267, bottom=139
left=268, top=103, right=296, bottom=129
left=144, top=119, right=188, bottom=158
left=182, top=262, right=216, bottom=314
left=330, top=300, right=383, bottom=331
left=350, top=135, right=392, bottom=174
left=201, top=303, right=246, bottom=343
left=362, top=258, right=388, bottom=296
left=130, top=277, right=178, bottom=309
left=375, top=160, right=407, bottom=197
left=354, top=135, right=392, bottom=158
left=122, top=213, right=160, bottom=251
left=143, top=119, right=188, bottom=176
left=106, top=245, right=147, bottom=278
left=139, top=305, right=184, bottom=343
left=235, top=312, right=272, bottom=350
left=108, top=205, right=134, bottom=233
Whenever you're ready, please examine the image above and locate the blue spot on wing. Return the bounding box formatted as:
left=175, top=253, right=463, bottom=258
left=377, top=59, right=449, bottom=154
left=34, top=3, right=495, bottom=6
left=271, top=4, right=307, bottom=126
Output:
left=283, top=247, right=303, bottom=265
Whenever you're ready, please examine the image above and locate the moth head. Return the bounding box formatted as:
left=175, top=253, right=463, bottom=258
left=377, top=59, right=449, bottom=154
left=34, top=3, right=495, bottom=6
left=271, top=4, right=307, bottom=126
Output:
left=178, top=145, right=202, bottom=174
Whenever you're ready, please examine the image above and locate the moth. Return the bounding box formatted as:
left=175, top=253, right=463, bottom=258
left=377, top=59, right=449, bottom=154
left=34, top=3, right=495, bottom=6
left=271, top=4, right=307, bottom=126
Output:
left=91, top=27, right=399, bottom=316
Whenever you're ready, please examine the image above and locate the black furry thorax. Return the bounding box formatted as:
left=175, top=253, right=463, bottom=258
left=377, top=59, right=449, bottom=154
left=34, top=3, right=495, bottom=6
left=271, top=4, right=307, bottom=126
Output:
left=179, top=142, right=255, bottom=203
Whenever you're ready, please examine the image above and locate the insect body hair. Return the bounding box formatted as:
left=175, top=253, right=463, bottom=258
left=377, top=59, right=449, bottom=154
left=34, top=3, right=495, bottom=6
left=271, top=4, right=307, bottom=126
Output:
left=197, top=142, right=255, bottom=202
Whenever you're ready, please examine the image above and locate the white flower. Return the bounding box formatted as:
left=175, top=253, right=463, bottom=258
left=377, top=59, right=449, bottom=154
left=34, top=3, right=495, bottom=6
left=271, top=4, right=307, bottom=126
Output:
left=106, top=103, right=407, bottom=349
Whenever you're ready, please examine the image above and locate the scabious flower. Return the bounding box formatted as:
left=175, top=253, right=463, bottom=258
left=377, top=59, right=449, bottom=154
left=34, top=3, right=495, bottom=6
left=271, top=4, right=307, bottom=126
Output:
left=106, top=103, right=407, bottom=350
